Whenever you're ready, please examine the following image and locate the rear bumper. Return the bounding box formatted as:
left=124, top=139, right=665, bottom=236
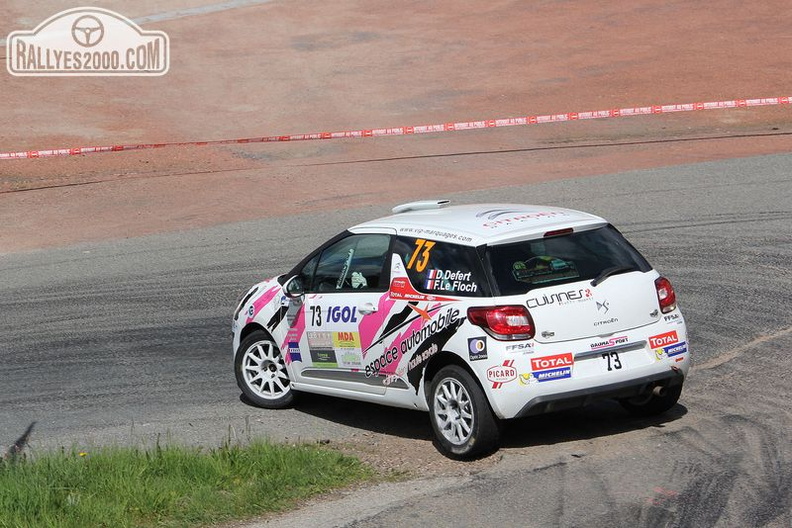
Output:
left=514, top=368, right=685, bottom=418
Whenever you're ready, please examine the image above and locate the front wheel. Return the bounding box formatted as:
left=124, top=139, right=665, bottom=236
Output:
left=619, top=384, right=682, bottom=417
left=235, top=330, right=294, bottom=409
left=429, top=365, right=500, bottom=459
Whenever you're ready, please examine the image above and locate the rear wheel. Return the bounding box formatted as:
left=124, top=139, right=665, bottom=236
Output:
left=619, top=384, right=682, bottom=416
left=429, top=365, right=500, bottom=459
left=235, top=330, right=294, bottom=408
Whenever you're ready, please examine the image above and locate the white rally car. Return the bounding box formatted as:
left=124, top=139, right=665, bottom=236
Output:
left=232, top=201, right=689, bottom=458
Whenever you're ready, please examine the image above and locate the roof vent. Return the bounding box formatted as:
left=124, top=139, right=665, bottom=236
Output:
left=392, top=200, right=450, bottom=214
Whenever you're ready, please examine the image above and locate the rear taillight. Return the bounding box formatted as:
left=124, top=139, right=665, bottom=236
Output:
left=467, top=305, right=535, bottom=340
left=655, top=277, right=677, bottom=313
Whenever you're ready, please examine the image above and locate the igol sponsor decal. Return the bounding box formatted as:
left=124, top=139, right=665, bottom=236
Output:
left=487, top=360, right=517, bottom=389
left=530, top=353, right=573, bottom=382
left=526, top=288, right=593, bottom=309
left=468, top=337, right=488, bottom=361
left=364, top=307, right=460, bottom=377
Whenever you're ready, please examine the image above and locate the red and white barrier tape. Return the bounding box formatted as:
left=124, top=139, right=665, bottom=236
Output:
left=1, top=96, right=789, bottom=160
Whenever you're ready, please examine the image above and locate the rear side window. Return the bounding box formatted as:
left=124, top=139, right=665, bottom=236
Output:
left=485, top=225, right=651, bottom=295
left=393, top=237, right=488, bottom=297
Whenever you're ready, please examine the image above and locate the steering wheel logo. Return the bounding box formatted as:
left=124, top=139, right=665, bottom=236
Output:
left=71, top=15, right=104, bottom=47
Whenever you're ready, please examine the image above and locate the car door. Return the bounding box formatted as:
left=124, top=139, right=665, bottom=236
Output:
left=296, top=232, right=394, bottom=393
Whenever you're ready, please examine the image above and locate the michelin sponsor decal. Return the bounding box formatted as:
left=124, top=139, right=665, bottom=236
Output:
left=529, top=353, right=574, bottom=382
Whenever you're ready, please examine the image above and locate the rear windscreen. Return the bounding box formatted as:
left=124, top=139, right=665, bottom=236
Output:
left=485, top=225, right=651, bottom=295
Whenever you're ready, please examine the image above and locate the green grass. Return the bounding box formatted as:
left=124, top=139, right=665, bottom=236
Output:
left=0, top=441, right=373, bottom=528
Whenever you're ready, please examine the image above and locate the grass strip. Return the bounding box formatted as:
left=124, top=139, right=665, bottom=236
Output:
left=0, top=440, right=373, bottom=528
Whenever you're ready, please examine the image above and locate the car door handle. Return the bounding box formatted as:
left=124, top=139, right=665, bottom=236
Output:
left=358, top=303, right=378, bottom=315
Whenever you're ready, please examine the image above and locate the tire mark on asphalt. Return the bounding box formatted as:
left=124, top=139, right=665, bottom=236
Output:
left=639, top=413, right=791, bottom=528
left=693, top=325, right=792, bottom=372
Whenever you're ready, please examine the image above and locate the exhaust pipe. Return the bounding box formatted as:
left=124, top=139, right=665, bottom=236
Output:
left=652, top=385, right=667, bottom=398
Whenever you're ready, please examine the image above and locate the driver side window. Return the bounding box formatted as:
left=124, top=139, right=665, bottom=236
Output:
left=305, top=234, right=391, bottom=293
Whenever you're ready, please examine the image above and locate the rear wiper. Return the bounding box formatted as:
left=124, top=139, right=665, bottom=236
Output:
left=590, top=266, right=634, bottom=287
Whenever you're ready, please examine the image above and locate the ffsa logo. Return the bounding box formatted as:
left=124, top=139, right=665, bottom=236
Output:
left=7, top=7, right=169, bottom=76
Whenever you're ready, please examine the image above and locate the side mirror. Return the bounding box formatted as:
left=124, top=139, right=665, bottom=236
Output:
left=283, top=275, right=305, bottom=298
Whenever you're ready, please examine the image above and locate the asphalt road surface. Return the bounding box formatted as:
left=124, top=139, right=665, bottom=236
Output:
left=1, top=153, right=791, bottom=527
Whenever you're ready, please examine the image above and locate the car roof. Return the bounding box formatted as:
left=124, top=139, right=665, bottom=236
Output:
left=350, top=202, right=607, bottom=246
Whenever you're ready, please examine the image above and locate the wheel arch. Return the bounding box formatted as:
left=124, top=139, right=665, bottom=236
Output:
left=422, top=351, right=484, bottom=405
left=239, top=322, right=270, bottom=346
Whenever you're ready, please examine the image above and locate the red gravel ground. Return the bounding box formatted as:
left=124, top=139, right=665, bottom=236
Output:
left=1, top=0, right=791, bottom=253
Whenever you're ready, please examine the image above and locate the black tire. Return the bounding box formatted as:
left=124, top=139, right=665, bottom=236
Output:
left=619, top=384, right=682, bottom=417
left=429, top=365, right=500, bottom=459
left=234, top=330, right=294, bottom=409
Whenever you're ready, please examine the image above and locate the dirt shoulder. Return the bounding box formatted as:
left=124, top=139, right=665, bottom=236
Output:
left=2, top=0, right=791, bottom=253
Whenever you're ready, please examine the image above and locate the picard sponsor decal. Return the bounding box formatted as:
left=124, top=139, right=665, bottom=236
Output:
left=425, top=269, right=478, bottom=293
left=530, top=353, right=573, bottom=382
left=526, top=288, right=593, bottom=309
left=590, top=336, right=628, bottom=350
left=487, top=360, right=517, bottom=389
left=364, top=307, right=460, bottom=377
left=649, top=330, right=679, bottom=349
left=468, top=337, right=488, bottom=361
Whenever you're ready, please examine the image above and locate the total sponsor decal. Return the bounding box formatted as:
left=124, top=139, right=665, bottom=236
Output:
left=364, top=307, right=460, bottom=377
left=590, top=336, right=628, bottom=350
left=530, top=353, right=574, bottom=382
left=527, top=288, right=593, bottom=309
left=468, top=337, right=488, bottom=361
left=649, top=330, right=679, bottom=349
left=487, top=360, right=517, bottom=389
left=424, top=269, right=478, bottom=293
